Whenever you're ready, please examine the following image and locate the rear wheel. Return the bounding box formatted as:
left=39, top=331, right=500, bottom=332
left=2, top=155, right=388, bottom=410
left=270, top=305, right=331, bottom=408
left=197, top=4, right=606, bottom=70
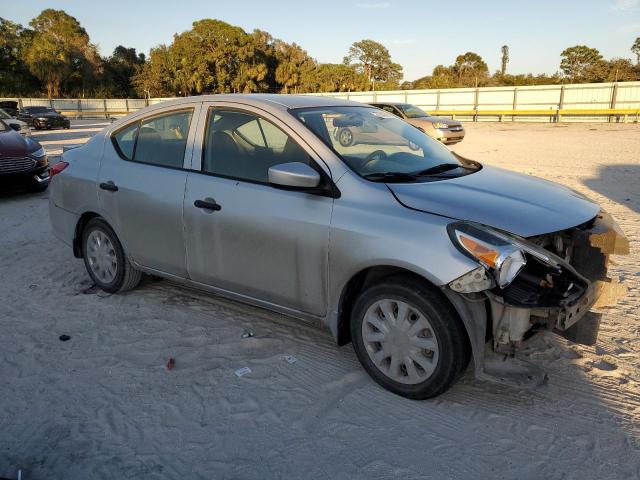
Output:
left=338, top=128, right=354, bottom=147
left=81, top=218, right=142, bottom=293
left=350, top=275, right=470, bottom=399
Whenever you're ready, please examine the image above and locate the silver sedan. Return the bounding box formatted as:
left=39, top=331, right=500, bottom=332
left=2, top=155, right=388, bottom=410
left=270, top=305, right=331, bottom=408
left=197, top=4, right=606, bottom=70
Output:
left=48, top=95, right=628, bottom=398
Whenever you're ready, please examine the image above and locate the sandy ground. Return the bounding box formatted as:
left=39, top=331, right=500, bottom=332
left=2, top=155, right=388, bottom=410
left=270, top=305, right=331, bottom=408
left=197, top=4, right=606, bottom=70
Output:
left=1, top=120, right=639, bottom=480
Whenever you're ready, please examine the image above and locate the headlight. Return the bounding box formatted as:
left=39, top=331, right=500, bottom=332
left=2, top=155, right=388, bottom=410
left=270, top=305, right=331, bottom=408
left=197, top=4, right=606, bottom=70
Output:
left=448, top=222, right=527, bottom=289
left=30, top=147, right=46, bottom=158
left=432, top=122, right=449, bottom=129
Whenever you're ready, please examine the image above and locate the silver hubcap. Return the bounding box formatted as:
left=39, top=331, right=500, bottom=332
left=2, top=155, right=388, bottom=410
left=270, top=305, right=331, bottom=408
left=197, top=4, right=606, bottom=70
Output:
left=362, top=299, right=439, bottom=385
left=340, top=130, right=352, bottom=145
left=86, top=230, right=118, bottom=284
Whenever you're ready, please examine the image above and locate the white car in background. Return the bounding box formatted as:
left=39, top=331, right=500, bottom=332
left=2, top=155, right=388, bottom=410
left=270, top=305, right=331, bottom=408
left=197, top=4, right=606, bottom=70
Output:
left=0, top=108, right=31, bottom=136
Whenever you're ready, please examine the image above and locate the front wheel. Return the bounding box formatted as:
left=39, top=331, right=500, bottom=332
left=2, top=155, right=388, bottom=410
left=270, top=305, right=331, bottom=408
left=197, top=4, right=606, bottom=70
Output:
left=337, top=128, right=354, bottom=147
left=350, top=275, right=470, bottom=399
left=81, top=217, right=142, bottom=293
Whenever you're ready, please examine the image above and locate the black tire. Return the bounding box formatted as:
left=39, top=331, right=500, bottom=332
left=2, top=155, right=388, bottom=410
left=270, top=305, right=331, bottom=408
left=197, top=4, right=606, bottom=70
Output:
left=81, top=217, right=142, bottom=293
left=350, top=275, right=470, bottom=399
left=30, top=182, right=48, bottom=192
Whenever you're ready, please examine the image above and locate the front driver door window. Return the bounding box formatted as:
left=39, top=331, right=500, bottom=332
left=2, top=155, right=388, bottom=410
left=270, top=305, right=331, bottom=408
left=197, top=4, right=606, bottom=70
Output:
left=184, top=107, right=333, bottom=315
left=202, top=109, right=312, bottom=183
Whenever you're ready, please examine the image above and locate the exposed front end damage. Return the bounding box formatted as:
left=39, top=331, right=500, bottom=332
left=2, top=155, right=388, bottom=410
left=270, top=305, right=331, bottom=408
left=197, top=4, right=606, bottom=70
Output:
left=444, top=211, right=629, bottom=387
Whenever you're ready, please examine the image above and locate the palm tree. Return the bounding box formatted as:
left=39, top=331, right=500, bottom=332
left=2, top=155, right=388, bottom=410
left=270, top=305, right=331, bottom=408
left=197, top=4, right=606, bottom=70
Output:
left=500, top=45, right=509, bottom=76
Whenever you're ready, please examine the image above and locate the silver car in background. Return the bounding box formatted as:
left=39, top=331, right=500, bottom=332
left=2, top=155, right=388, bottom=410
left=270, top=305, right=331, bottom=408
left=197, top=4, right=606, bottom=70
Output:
left=0, top=108, right=31, bottom=136
left=369, top=102, right=465, bottom=145
left=49, top=95, right=627, bottom=399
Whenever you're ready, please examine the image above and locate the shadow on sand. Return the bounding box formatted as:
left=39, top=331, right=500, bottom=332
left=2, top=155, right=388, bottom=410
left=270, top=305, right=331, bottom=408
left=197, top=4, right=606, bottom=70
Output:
left=583, top=163, right=640, bottom=214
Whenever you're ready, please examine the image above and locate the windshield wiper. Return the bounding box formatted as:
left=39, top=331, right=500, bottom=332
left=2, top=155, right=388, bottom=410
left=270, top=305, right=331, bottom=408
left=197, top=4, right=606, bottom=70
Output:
left=363, top=171, right=418, bottom=182
left=410, top=163, right=465, bottom=176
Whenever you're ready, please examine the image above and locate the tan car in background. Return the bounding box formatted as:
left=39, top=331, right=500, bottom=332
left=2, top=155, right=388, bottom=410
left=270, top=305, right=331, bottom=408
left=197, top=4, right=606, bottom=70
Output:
left=369, top=103, right=465, bottom=145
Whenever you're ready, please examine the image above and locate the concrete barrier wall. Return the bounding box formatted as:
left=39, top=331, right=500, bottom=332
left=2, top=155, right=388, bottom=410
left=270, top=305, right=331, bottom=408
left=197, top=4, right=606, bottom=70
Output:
left=3, top=81, right=640, bottom=122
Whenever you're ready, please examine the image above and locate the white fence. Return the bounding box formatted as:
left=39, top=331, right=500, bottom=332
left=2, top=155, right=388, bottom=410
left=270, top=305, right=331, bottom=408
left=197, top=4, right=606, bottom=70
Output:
left=309, top=81, right=640, bottom=122
left=3, top=81, right=640, bottom=123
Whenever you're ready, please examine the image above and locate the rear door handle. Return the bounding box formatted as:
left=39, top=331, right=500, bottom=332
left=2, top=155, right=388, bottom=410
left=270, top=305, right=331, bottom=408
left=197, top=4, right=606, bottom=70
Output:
left=99, top=181, right=118, bottom=192
left=194, top=199, right=221, bottom=211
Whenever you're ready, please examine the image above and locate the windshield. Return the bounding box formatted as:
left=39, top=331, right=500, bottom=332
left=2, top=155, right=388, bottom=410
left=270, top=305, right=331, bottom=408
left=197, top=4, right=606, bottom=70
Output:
left=292, top=106, right=476, bottom=181
left=27, top=107, right=54, bottom=114
left=396, top=104, right=429, bottom=118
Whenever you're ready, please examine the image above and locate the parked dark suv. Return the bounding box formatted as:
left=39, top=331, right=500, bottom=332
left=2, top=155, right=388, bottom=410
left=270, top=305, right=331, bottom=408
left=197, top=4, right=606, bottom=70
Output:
left=18, top=106, right=70, bottom=130
left=0, top=119, right=50, bottom=191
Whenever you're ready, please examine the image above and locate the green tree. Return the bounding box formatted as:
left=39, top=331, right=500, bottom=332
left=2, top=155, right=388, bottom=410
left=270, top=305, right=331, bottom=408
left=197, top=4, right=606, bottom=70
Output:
left=559, top=45, right=603, bottom=83
left=102, top=46, right=146, bottom=97
left=133, top=45, right=175, bottom=97
left=500, top=45, right=509, bottom=76
left=343, top=39, right=403, bottom=87
left=632, top=37, right=640, bottom=64
left=586, top=58, right=639, bottom=82
left=453, top=52, right=488, bottom=86
left=299, top=63, right=368, bottom=93
left=274, top=41, right=314, bottom=93
left=0, top=17, right=40, bottom=95
left=25, top=9, right=100, bottom=97
left=170, top=19, right=269, bottom=94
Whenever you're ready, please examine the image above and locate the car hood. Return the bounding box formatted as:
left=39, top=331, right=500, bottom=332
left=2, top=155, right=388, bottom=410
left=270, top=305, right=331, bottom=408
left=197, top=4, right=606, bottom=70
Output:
left=6, top=119, right=26, bottom=127
left=388, top=165, right=600, bottom=237
left=0, top=129, right=31, bottom=156
left=34, top=112, right=63, bottom=118
left=409, top=116, right=461, bottom=127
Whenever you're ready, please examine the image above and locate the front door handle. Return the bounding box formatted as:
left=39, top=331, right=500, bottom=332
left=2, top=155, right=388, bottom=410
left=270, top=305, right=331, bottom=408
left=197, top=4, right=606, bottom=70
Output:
left=194, top=199, right=221, bottom=211
left=99, top=181, right=119, bottom=192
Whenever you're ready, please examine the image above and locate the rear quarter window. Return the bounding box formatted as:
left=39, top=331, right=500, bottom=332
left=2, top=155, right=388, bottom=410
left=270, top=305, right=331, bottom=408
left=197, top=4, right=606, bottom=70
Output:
left=113, top=123, right=138, bottom=160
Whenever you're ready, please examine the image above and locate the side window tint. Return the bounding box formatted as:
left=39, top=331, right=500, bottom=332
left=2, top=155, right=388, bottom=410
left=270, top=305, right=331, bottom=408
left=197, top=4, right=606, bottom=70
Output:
left=258, top=119, right=289, bottom=152
left=236, top=119, right=266, bottom=147
left=113, top=123, right=138, bottom=160
left=203, top=109, right=311, bottom=183
left=133, top=110, right=193, bottom=168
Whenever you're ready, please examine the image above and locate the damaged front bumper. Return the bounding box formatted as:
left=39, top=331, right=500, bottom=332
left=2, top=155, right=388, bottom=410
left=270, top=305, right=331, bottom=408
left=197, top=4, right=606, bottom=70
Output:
left=444, top=211, right=629, bottom=387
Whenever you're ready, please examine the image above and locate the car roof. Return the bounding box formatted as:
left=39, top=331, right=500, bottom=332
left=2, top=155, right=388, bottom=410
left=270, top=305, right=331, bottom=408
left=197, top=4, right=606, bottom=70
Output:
left=369, top=102, right=409, bottom=106
left=154, top=94, right=369, bottom=111
left=108, top=94, right=377, bottom=133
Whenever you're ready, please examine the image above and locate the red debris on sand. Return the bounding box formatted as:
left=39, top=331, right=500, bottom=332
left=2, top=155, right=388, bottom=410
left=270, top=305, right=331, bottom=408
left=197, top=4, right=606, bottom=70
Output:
left=166, top=358, right=175, bottom=370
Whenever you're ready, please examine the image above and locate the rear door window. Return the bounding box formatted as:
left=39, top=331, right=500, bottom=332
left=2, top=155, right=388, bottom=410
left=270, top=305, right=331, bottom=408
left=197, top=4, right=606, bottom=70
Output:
left=111, top=109, right=193, bottom=168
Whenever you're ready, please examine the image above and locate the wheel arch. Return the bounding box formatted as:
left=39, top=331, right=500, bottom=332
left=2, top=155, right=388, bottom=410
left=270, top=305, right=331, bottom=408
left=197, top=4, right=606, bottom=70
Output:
left=334, top=265, right=473, bottom=351
left=73, top=212, right=102, bottom=258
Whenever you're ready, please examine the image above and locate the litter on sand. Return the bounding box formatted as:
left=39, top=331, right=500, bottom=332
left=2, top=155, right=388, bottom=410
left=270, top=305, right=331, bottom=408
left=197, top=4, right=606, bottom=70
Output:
left=284, top=355, right=297, bottom=364
left=59, top=334, right=71, bottom=342
left=234, top=367, right=251, bottom=377
left=241, top=330, right=254, bottom=339
left=166, top=358, right=175, bottom=370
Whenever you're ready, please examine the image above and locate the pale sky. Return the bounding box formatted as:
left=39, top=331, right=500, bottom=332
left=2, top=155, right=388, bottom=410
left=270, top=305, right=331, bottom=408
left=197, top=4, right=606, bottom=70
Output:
left=4, top=0, right=640, bottom=81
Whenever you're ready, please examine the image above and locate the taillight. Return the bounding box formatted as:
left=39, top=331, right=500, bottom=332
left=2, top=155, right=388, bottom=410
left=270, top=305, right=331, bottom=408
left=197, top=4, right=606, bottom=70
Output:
left=50, top=161, right=69, bottom=178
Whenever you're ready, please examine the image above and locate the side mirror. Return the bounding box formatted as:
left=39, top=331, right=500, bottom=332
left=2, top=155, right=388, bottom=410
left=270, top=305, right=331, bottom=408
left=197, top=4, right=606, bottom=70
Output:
left=268, top=162, right=321, bottom=189
left=9, top=123, right=20, bottom=132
